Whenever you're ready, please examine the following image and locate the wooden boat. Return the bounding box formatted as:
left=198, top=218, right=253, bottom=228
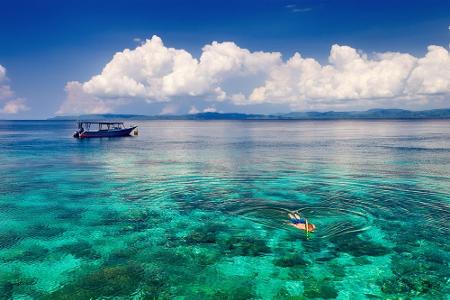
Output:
left=73, top=121, right=137, bottom=138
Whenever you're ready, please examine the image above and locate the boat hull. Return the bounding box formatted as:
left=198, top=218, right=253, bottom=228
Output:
left=78, top=126, right=137, bottom=138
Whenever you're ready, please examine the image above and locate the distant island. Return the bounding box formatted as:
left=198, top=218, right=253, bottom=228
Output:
left=48, top=108, right=450, bottom=121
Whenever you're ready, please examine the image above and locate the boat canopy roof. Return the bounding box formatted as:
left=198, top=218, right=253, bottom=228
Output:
left=78, top=121, right=124, bottom=126
left=77, top=121, right=126, bottom=130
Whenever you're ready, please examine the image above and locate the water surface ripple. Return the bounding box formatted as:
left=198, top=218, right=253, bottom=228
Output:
left=0, top=120, right=449, bottom=299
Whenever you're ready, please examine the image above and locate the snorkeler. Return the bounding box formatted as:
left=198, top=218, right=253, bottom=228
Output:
left=288, top=213, right=316, bottom=232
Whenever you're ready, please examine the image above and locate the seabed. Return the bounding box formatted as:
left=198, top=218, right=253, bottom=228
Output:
left=0, top=120, right=449, bottom=299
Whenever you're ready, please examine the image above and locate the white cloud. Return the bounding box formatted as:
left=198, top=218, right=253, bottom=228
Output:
left=0, top=84, right=14, bottom=100
left=81, top=35, right=280, bottom=101
left=213, top=87, right=227, bottom=101
left=230, top=93, right=247, bottom=105
left=248, top=44, right=450, bottom=110
left=188, top=105, right=217, bottom=114
left=188, top=105, right=200, bottom=114
left=57, top=81, right=117, bottom=114
left=1, top=99, right=29, bottom=114
left=248, top=46, right=419, bottom=109
left=203, top=106, right=217, bottom=113
left=292, top=8, right=312, bottom=12
left=285, top=4, right=312, bottom=13
left=0, top=64, right=29, bottom=114
left=59, top=35, right=280, bottom=114
left=59, top=36, right=450, bottom=114
left=406, top=46, right=450, bottom=95
left=160, top=103, right=179, bottom=115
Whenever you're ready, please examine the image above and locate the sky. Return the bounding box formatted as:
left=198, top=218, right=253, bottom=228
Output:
left=0, top=0, right=449, bottom=119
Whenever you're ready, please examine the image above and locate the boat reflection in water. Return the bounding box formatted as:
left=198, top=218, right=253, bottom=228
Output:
left=73, top=121, right=138, bottom=138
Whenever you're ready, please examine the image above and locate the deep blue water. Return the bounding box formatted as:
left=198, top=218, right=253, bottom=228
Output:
left=0, top=120, right=449, bottom=299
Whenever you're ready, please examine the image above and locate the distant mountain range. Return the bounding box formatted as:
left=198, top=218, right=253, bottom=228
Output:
left=48, top=108, right=450, bottom=121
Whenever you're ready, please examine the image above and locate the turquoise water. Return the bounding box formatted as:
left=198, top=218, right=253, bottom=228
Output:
left=0, top=120, right=449, bottom=299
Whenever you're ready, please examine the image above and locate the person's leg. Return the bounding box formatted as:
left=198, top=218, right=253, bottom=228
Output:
left=288, top=213, right=300, bottom=224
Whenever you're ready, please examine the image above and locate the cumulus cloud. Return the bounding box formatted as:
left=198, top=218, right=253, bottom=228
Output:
left=188, top=105, right=217, bottom=114
left=58, top=35, right=450, bottom=114
left=81, top=35, right=279, bottom=101
left=203, top=106, right=217, bottom=113
left=248, top=45, right=450, bottom=110
left=406, top=46, right=450, bottom=95
left=188, top=105, right=200, bottom=114
left=1, top=99, right=28, bottom=114
left=160, top=103, right=179, bottom=115
left=248, top=46, right=417, bottom=109
left=0, top=65, right=29, bottom=114
left=59, top=35, right=280, bottom=114
left=57, top=81, right=117, bottom=114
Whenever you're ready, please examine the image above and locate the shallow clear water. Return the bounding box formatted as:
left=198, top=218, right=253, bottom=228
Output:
left=0, top=120, right=449, bottom=299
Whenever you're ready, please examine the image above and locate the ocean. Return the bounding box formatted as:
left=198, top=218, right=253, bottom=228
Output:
left=0, top=120, right=449, bottom=299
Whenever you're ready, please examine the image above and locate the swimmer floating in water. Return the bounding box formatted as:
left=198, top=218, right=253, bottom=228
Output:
left=288, top=213, right=316, bottom=232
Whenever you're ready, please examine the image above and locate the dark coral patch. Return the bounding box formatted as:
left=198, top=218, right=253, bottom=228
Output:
left=0, top=277, right=36, bottom=299
left=185, top=228, right=218, bottom=244
left=106, top=247, right=141, bottom=265
left=303, top=279, right=338, bottom=299
left=94, top=209, right=154, bottom=232
left=55, top=208, right=85, bottom=221
left=330, top=234, right=391, bottom=257
left=379, top=251, right=450, bottom=298
left=140, top=267, right=170, bottom=297
left=274, top=253, right=309, bottom=268
left=184, top=222, right=229, bottom=245
left=26, top=224, right=65, bottom=240
left=58, top=241, right=101, bottom=260
left=44, top=264, right=145, bottom=299
left=380, top=276, right=440, bottom=296
left=219, top=235, right=271, bottom=257
left=17, top=245, right=50, bottom=262
left=0, top=231, right=21, bottom=248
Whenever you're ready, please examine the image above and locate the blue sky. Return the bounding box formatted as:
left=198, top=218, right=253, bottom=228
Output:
left=1, top=0, right=449, bottom=118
